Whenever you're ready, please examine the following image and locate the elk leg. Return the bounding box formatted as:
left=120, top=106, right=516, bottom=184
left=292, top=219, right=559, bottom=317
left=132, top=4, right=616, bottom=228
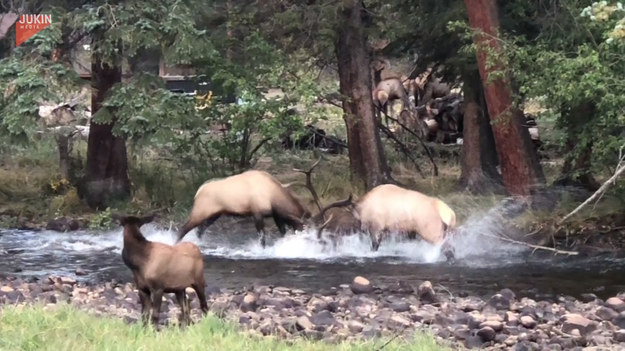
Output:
left=383, top=103, right=390, bottom=127
left=254, top=214, right=267, bottom=247
left=150, top=289, right=164, bottom=326
left=369, top=231, right=381, bottom=251
left=442, top=241, right=456, bottom=264
left=175, top=290, right=188, bottom=327
left=284, top=215, right=304, bottom=232
left=138, top=289, right=151, bottom=326
left=193, top=283, right=209, bottom=315
left=196, top=214, right=221, bottom=238
left=272, top=213, right=287, bottom=236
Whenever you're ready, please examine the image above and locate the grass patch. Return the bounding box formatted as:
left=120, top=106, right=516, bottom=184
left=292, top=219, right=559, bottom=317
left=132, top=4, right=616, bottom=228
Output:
left=512, top=192, right=625, bottom=231
left=0, top=304, right=448, bottom=351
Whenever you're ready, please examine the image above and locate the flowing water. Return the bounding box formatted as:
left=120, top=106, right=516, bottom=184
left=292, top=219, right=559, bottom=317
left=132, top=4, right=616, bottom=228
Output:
left=2, top=205, right=625, bottom=301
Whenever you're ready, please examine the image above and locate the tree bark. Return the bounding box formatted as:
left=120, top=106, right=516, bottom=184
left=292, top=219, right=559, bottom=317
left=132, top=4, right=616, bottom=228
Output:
left=464, top=0, right=544, bottom=196
left=226, top=0, right=234, bottom=62
left=459, top=69, right=502, bottom=192
left=84, top=31, right=130, bottom=210
left=554, top=102, right=600, bottom=191
left=56, top=133, right=72, bottom=181
left=336, top=0, right=389, bottom=189
left=0, top=13, right=17, bottom=40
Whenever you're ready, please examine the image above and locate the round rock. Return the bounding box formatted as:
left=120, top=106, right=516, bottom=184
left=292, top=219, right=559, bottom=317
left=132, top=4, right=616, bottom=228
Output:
left=240, top=293, right=258, bottom=312
left=520, top=315, right=537, bottom=329
left=595, top=306, right=618, bottom=321
left=348, top=320, right=364, bottom=333
left=417, top=281, right=437, bottom=304
left=477, top=326, right=497, bottom=342
left=350, top=276, right=373, bottom=295
left=605, top=297, right=625, bottom=312
left=390, top=301, right=411, bottom=313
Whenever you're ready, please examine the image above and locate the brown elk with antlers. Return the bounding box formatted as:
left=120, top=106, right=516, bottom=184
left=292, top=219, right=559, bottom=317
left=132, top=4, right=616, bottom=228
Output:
left=317, top=184, right=458, bottom=261
left=177, top=159, right=352, bottom=246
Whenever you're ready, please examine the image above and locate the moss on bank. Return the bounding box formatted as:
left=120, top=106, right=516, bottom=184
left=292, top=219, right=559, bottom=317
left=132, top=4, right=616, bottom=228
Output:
left=0, top=304, right=448, bottom=351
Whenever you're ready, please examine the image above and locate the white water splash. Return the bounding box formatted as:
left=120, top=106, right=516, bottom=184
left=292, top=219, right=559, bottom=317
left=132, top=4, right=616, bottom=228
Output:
left=200, top=229, right=446, bottom=263
left=447, top=198, right=530, bottom=266
left=0, top=198, right=532, bottom=268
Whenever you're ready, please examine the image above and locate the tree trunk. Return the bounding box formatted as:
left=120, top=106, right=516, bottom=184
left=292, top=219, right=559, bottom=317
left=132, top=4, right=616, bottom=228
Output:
left=56, top=134, right=71, bottom=181
left=342, top=102, right=367, bottom=181
left=84, top=33, right=130, bottom=210
left=554, top=102, right=599, bottom=191
left=226, top=0, right=234, bottom=62
left=0, top=13, right=18, bottom=40
left=336, top=0, right=389, bottom=189
left=459, top=69, right=502, bottom=192
left=464, top=0, right=544, bottom=196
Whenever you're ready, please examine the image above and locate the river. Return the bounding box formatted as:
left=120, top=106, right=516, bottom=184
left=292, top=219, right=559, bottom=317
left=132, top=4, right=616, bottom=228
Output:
left=2, top=211, right=625, bottom=301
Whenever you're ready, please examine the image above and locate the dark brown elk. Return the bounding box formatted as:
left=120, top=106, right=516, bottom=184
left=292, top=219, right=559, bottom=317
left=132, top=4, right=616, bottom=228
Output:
left=427, top=94, right=464, bottom=144
left=177, top=161, right=352, bottom=246
left=524, top=113, right=542, bottom=151
left=281, top=124, right=346, bottom=155
left=318, top=184, right=458, bottom=261
left=419, top=78, right=451, bottom=107
left=405, top=68, right=451, bottom=107
left=113, top=213, right=208, bottom=327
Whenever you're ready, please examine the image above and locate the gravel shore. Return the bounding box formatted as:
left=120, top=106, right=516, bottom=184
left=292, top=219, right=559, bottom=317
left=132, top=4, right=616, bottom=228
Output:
left=2, top=274, right=625, bottom=350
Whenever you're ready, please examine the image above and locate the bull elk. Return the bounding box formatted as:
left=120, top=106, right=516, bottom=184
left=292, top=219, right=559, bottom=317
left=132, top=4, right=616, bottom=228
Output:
left=319, top=184, right=458, bottom=261
left=177, top=159, right=352, bottom=246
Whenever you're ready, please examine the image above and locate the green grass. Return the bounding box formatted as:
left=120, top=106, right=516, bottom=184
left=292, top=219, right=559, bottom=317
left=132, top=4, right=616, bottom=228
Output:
left=0, top=304, right=448, bottom=351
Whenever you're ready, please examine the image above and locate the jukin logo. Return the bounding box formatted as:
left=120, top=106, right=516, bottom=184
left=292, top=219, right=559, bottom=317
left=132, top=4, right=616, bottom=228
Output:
left=15, top=14, right=52, bottom=47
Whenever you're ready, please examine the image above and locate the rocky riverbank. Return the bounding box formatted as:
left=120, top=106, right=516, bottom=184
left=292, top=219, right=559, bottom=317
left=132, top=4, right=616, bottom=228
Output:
left=2, top=275, right=625, bottom=350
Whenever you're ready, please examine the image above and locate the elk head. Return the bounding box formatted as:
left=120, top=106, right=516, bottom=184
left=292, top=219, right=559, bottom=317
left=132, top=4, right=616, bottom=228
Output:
left=287, top=158, right=356, bottom=236
left=111, top=213, right=156, bottom=228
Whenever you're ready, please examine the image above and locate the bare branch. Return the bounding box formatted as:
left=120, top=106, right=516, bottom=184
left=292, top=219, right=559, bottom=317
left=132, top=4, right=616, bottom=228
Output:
left=378, top=121, right=426, bottom=179
left=377, top=106, right=439, bottom=176
left=248, top=137, right=271, bottom=160
left=560, top=162, right=625, bottom=225
left=478, top=232, right=579, bottom=256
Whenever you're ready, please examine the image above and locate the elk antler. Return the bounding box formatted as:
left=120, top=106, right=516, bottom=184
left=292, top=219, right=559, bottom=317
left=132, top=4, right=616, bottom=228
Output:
left=314, top=194, right=355, bottom=240
left=281, top=181, right=303, bottom=189
left=317, top=194, right=353, bottom=221
left=316, top=213, right=334, bottom=240
left=293, top=157, right=323, bottom=213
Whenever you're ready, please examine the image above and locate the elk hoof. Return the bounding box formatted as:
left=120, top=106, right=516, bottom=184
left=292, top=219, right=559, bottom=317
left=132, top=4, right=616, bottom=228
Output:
left=444, top=249, right=456, bottom=264
left=260, top=237, right=266, bottom=248
left=371, top=241, right=380, bottom=252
